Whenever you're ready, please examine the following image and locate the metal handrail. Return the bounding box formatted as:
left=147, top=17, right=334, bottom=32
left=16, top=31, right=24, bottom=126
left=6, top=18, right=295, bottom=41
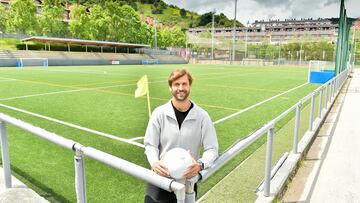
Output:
left=200, top=66, right=349, bottom=187
left=0, top=113, right=185, bottom=203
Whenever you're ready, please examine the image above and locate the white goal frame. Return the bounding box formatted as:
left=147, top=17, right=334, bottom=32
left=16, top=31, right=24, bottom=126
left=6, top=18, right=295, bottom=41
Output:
left=17, top=58, right=49, bottom=67
left=308, top=60, right=327, bottom=82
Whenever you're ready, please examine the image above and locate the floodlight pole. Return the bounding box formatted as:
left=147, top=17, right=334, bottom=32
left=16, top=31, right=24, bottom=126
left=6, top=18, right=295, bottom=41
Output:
left=154, top=17, right=157, bottom=50
left=232, top=0, right=238, bottom=63
left=211, top=9, right=215, bottom=60
left=278, top=41, right=281, bottom=65
left=245, top=22, right=249, bottom=59
left=299, top=40, right=303, bottom=65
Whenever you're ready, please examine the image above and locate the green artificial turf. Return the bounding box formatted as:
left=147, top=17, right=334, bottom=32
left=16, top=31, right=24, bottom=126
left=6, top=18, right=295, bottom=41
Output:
left=0, top=64, right=319, bottom=202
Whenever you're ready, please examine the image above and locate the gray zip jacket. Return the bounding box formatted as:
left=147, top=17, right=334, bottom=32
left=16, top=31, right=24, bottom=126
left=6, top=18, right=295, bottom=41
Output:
left=144, top=100, right=219, bottom=169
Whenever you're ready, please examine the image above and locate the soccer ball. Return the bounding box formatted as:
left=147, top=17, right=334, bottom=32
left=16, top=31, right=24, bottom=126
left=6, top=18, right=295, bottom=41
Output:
left=162, top=147, right=193, bottom=179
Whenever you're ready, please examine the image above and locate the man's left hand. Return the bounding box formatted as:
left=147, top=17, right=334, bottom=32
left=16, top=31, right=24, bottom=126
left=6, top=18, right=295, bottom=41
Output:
left=183, top=158, right=201, bottom=179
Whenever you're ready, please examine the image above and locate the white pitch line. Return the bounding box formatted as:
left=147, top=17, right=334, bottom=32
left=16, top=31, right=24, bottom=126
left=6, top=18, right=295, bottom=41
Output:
left=0, top=77, right=17, bottom=82
left=45, top=69, right=109, bottom=75
left=213, top=82, right=309, bottom=125
left=0, top=80, right=164, bottom=101
left=0, top=103, right=144, bottom=148
left=129, top=82, right=309, bottom=141
left=129, top=136, right=145, bottom=141
left=0, top=79, right=16, bottom=83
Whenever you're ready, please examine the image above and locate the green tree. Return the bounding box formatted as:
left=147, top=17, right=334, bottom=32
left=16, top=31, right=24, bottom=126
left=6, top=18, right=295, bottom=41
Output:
left=7, top=0, right=38, bottom=35
left=157, top=27, right=172, bottom=48
left=105, top=3, right=145, bottom=43
left=0, top=3, right=8, bottom=32
left=120, top=5, right=143, bottom=43
left=104, top=1, right=125, bottom=41
left=170, top=26, right=185, bottom=47
left=88, top=4, right=110, bottom=40
left=139, top=22, right=153, bottom=45
left=69, top=5, right=90, bottom=39
left=180, top=9, right=186, bottom=18
left=39, top=2, right=67, bottom=37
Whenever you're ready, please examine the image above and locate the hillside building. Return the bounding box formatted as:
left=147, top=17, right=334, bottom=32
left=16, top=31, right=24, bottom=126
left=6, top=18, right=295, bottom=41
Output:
left=188, top=18, right=340, bottom=44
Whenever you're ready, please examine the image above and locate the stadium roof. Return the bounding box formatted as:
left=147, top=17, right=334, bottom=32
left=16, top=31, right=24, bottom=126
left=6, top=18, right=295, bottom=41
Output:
left=22, top=36, right=151, bottom=48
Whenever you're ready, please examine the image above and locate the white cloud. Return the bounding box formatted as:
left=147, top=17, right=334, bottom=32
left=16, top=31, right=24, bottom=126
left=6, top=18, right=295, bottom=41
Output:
left=163, top=0, right=359, bottom=25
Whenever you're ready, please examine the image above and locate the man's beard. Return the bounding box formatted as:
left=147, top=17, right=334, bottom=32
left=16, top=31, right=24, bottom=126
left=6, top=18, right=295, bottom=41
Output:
left=172, top=89, right=190, bottom=101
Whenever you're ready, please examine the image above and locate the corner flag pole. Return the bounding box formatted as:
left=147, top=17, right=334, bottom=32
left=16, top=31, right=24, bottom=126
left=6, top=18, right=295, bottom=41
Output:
left=146, top=89, right=151, bottom=119
left=134, top=75, right=152, bottom=119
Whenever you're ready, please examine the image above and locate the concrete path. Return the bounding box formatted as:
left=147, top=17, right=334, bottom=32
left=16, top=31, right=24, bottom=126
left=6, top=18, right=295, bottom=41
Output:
left=283, top=68, right=360, bottom=203
left=0, top=167, right=49, bottom=203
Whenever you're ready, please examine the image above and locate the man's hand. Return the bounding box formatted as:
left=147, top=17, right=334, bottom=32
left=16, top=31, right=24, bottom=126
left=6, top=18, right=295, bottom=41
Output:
left=152, top=162, right=170, bottom=177
left=183, top=158, right=201, bottom=179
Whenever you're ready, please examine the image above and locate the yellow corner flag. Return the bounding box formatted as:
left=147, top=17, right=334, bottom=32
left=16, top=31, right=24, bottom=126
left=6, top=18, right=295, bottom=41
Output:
left=135, top=75, right=148, bottom=98
left=135, top=75, right=151, bottom=118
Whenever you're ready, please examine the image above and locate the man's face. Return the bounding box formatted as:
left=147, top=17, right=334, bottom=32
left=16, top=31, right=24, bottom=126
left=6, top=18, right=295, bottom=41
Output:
left=170, top=75, right=191, bottom=101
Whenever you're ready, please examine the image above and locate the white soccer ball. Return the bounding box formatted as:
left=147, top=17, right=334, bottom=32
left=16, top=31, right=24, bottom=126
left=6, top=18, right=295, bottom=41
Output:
left=162, top=147, right=193, bottom=179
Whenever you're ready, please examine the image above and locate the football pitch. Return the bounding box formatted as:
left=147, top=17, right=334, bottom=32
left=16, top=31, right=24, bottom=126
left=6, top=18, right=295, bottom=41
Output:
left=0, top=64, right=319, bottom=202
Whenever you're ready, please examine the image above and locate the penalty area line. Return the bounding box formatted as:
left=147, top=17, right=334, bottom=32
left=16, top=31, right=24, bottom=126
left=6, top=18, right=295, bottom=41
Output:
left=213, top=82, right=309, bottom=125
left=128, top=82, right=309, bottom=141
left=0, top=103, right=144, bottom=148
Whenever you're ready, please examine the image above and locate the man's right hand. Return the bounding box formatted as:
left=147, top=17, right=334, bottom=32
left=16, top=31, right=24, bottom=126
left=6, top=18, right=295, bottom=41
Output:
left=152, top=162, right=170, bottom=177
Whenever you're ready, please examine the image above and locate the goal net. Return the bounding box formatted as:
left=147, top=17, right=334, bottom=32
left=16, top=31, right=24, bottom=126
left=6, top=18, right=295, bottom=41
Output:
left=17, top=58, right=49, bottom=67
left=308, top=60, right=335, bottom=83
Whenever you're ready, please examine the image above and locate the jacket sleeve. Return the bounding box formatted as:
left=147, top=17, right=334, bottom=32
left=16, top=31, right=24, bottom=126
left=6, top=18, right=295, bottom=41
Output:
left=144, top=109, right=161, bottom=167
left=199, top=113, right=219, bottom=169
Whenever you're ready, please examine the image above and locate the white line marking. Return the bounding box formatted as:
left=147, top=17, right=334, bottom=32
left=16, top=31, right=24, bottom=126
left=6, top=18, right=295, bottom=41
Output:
left=0, top=77, right=17, bottom=82
left=45, top=69, right=109, bottom=75
left=196, top=144, right=264, bottom=203
left=129, top=82, right=309, bottom=142
left=0, top=77, right=17, bottom=80
left=129, top=136, right=145, bottom=141
left=0, top=80, right=164, bottom=101
left=0, top=103, right=144, bottom=148
left=0, top=79, right=16, bottom=83
left=213, top=82, right=309, bottom=125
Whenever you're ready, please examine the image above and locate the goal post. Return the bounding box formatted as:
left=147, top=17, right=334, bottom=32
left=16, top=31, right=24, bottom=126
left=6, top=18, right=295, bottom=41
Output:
left=16, top=58, right=49, bottom=68
left=308, top=60, right=335, bottom=83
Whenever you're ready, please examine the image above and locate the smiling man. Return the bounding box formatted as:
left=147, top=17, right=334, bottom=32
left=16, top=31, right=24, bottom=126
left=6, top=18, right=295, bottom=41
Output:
left=144, top=68, right=219, bottom=203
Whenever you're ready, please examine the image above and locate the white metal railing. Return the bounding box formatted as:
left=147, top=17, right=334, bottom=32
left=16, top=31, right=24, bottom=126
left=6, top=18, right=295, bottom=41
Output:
left=0, top=113, right=185, bottom=203
left=188, top=67, right=350, bottom=201
left=0, top=66, right=350, bottom=203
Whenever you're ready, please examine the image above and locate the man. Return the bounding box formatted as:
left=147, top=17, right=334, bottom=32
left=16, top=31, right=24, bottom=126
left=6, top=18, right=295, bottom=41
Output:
left=144, top=68, right=219, bottom=203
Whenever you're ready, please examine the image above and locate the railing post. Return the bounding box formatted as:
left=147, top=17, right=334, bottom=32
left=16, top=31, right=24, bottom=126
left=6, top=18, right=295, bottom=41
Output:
left=293, top=102, right=302, bottom=154
left=324, top=84, right=329, bottom=109
left=330, top=80, right=334, bottom=102
left=333, top=79, right=337, bottom=98
left=309, top=93, right=315, bottom=131
left=318, top=88, right=323, bottom=118
left=74, top=144, right=87, bottom=203
left=185, top=178, right=196, bottom=203
left=0, top=121, right=12, bottom=188
left=334, top=78, right=338, bottom=96
left=264, top=125, right=274, bottom=197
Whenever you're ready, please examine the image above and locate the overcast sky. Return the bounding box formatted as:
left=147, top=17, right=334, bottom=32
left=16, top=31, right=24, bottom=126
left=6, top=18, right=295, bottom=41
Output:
left=163, top=0, right=360, bottom=25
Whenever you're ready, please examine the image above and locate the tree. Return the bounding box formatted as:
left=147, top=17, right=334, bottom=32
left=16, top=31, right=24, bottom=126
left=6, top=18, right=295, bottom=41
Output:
left=69, top=5, right=90, bottom=39
left=104, top=3, right=145, bottom=43
left=39, top=2, right=67, bottom=37
left=120, top=5, right=143, bottom=43
left=7, top=0, right=38, bottom=35
left=87, top=4, right=110, bottom=40
left=0, top=3, right=8, bottom=32
left=180, top=8, right=186, bottom=18
left=170, top=26, right=185, bottom=47
left=104, top=1, right=125, bottom=42
left=157, top=27, right=172, bottom=48
left=139, top=22, right=153, bottom=45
